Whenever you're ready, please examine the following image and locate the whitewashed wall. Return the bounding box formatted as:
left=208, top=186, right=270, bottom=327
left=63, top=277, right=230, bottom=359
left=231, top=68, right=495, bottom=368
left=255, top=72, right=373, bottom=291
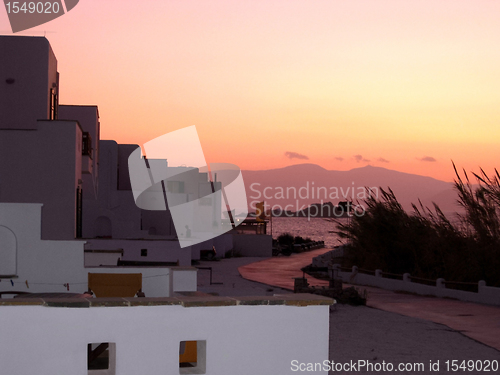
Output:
left=0, top=36, right=57, bottom=129
left=0, top=203, right=196, bottom=297
left=0, top=296, right=331, bottom=375
left=58, top=105, right=100, bottom=200
left=0, top=121, right=82, bottom=240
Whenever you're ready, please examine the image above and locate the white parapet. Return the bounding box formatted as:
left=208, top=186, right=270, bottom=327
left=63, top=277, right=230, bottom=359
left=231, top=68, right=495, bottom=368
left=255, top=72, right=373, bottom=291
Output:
left=0, top=294, right=333, bottom=375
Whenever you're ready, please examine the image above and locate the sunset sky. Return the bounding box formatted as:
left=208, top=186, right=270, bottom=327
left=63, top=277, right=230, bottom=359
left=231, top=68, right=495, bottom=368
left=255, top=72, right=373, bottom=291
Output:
left=2, top=0, right=500, bottom=182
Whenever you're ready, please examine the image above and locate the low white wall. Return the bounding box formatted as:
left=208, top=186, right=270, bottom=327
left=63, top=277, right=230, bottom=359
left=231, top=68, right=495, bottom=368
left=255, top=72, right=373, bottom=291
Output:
left=332, top=264, right=500, bottom=306
left=232, top=234, right=272, bottom=257
left=0, top=296, right=332, bottom=375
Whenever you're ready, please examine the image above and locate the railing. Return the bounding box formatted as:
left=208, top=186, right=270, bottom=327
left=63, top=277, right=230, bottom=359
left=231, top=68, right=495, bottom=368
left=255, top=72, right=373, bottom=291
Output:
left=408, top=275, right=436, bottom=286
left=357, top=268, right=376, bottom=276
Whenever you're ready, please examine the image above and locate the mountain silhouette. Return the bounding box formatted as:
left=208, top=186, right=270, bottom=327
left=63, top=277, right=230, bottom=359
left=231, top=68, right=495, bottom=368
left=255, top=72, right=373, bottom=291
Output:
left=241, top=164, right=461, bottom=214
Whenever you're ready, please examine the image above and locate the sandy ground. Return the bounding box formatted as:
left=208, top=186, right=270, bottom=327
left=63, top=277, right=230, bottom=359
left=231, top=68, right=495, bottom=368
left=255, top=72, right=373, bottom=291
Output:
left=330, top=304, right=500, bottom=374
left=197, top=257, right=500, bottom=374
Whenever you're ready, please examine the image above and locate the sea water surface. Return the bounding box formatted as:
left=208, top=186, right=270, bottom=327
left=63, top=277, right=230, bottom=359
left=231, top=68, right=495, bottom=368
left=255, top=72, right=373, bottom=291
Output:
left=270, top=212, right=464, bottom=249
left=269, top=217, right=349, bottom=248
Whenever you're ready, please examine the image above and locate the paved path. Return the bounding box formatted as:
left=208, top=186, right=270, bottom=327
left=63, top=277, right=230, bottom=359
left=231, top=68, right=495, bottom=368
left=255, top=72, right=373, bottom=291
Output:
left=239, top=248, right=500, bottom=351
left=238, top=248, right=330, bottom=290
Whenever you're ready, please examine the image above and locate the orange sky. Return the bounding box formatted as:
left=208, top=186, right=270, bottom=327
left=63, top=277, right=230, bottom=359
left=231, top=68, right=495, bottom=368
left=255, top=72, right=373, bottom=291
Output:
left=2, top=0, right=500, bottom=182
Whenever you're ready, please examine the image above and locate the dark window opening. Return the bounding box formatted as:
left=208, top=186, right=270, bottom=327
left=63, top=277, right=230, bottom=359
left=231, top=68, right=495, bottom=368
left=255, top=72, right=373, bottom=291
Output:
left=179, top=340, right=206, bottom=374
left=76, top=187, right=83, bottom=238
left=141, top=249, right=147, bottom=257
left=88, top=342, right=112, bottom=370
left=82, top=132, right=93, bottom=159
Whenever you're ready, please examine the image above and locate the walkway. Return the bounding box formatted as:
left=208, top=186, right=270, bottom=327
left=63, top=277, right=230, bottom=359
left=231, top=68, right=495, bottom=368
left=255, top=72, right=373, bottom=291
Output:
left=238, top=248, right=500, bottom=351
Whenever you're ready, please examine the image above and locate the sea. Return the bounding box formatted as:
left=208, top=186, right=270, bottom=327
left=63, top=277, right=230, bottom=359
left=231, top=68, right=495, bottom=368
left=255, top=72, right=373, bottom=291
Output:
left=269, top=216, right=349, bottom=248
left=269, top=212, right=464, bottom=249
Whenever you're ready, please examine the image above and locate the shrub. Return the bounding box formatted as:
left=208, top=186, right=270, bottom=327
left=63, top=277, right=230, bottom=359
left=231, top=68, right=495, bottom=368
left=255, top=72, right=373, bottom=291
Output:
left=294, top=236, right=305, bottom=244
left=336, top=286, right=367, bottom=306
left=336, top=165, right=500, bottom=286
left=277, top=232, right=294, bottom=246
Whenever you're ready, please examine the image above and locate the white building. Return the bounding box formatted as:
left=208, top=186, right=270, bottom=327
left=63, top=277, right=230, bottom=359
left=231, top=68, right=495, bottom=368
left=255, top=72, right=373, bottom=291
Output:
left=0, top=35, right=195, bottom=293
left=0, top=35, right=331, bottom=375
left=0, top=35, right=231, bottom=269
left=1, top=36, right=82, bottom=241
left=0, top=35, right=269, bottom=294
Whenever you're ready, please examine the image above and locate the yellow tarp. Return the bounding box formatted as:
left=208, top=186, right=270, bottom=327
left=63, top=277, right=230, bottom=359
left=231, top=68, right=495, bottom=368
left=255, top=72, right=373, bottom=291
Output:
left=88, top=273, right=142, bottom=298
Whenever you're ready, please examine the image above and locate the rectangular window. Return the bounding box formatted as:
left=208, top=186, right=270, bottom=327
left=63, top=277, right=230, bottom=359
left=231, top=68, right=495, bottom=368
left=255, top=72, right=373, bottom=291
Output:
left=88, top=342, right=115, bottom=374
left=82, top=132, right=93, bottom=159
left=179, top=340, right=206, bottom=374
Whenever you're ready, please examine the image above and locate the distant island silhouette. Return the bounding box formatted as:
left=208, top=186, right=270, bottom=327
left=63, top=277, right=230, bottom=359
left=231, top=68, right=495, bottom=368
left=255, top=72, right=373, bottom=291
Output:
left=242, top=164, right=461, bottom=214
